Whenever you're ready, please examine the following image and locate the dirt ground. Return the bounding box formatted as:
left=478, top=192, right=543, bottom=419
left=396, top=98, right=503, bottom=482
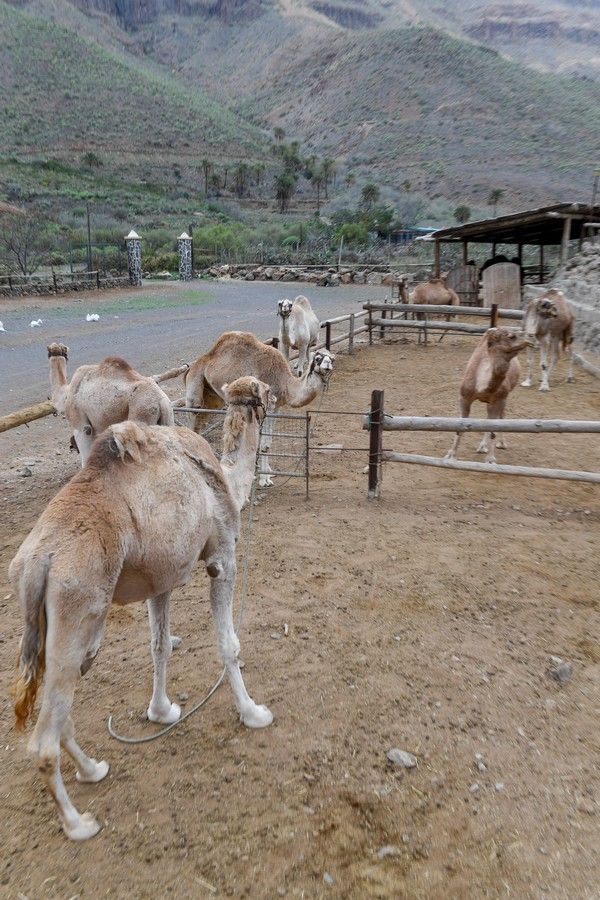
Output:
left=1, top=336, right=599, bottom=899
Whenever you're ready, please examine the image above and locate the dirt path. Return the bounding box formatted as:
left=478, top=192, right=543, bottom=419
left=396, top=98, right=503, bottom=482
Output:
left=1, top=336, right=599, bottom=898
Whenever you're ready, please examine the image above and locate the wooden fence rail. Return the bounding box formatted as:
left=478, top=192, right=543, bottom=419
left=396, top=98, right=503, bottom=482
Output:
left=363, top=398, right=600, bottom=496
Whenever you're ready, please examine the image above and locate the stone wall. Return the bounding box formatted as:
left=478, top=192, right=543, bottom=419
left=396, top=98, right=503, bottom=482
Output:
left=0, top=274, right=130, bottom=299
left=202, top=263, right=404, bottom=287
left=545, top=243, right=600, bottom=356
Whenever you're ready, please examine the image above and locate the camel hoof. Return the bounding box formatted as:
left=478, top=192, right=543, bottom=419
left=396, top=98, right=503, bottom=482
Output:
left=259, top=476, right=274, bottom=488
left=566, top=376, right=574, bottom=384
left=539, top=384, right=550, bottom=393
left=241, top=704, right=273, bottom=729
left=520, top=379, right=532, bottom=388
left=485, top=457, right=497, bottom=465
left=475, top=445, right=488, bottom=455
left=170, top=635, right=182, bottom=651
left=76, top=759, right=109, bottom=784
left=147, top=702, right=181, bottom=725
left=63, top=811, right=101, bottom=842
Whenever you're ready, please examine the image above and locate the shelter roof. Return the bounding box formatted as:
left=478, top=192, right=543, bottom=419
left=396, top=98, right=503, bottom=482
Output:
left=433, top=203, right=600, bottom=245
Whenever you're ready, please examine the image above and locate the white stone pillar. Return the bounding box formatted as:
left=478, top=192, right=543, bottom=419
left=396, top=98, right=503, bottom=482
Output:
left=125, top=229, right=142, bottom=286
left=178, top=232, right=193, bottom=281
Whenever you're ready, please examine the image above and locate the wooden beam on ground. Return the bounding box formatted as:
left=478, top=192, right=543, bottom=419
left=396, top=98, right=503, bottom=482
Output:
left=153, top=364, right=189, bottom=383
left=380, top=452, right=600, bottom=484
left=0, top=401, right=56, bottom=434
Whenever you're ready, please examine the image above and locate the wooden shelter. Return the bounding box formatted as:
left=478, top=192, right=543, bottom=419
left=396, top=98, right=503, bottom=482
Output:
left=432, top=203, right=600, bottom=283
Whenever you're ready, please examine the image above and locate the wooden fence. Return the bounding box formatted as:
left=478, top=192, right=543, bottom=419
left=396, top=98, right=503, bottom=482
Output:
left=363, top=390, right=600, bottom=497
left=362, top=301, right=524, bottom=344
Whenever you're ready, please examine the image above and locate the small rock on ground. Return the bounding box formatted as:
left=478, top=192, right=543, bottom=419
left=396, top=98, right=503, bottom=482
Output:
left=387, top=748, right=417, bottom=768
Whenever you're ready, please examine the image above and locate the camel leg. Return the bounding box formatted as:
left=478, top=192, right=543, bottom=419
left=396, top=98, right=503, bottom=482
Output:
left=208, top=557, right=273, bottom=729
left=546, top=338, right=560, bottom=389
left=539, top=338, right=551, bottom=392
left=521, top=346, right=535, bottom=387
left=29, top=604, right=108, bottom=841
left=259, top=414, right=274, bottom=488
left=73, top=426, right=93, bottom=467
left=445, top=397, right=470, bottom=460
left=61, top=716, right=109, bottom=784
left=146, top=593, right=181, bottom=725
left=566, top=339, right=574, bottom=383
left=481, top=399, right=505, bottom=464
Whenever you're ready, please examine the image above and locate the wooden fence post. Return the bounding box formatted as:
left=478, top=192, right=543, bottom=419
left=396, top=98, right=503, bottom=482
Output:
left=325, top=321, right=331, bottom=351
left=379, top=301, right=386, bottom=341
left=348, top=313, right=355, bottom=354
left=368, top=307, right=373, bottom=345
left=490, top=303, right=498, bottom=328
left=96, top=271, right=101, bottom=289
left=367, top=389, right=384, bottom=499
left=272, top=337, right=279, bottom=350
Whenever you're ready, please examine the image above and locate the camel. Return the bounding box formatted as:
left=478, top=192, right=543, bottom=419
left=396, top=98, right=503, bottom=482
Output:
left=11, top=376, right=273, bottom=842
left=521, top=289, right=574, bottom=392
left=277, top=295, right=320, bottom=374
left=409, top=274, right=460, bottom=309
left=185, top=331, right=334, bottom=486
left=47, top=343, right=174, bottom=466
left=445, top=327, right=532, bottom=464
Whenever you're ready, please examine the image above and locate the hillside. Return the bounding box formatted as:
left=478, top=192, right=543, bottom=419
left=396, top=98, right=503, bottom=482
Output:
left=241, top=25, right=600, bottom=207
left=0, top=1, right=265, bottom=164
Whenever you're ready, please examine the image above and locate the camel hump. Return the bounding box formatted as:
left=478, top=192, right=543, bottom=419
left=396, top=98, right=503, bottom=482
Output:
left=106, top=421, right=149, bottom=464
left=99, top=356, right=137, bottom=378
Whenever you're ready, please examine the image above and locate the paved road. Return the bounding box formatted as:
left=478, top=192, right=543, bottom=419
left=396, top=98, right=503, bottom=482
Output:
left=0, top=279, right=385, bottom=414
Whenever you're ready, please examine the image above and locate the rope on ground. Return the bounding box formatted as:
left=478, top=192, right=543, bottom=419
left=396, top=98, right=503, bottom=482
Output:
left=106, top=433, right=261, bottom=745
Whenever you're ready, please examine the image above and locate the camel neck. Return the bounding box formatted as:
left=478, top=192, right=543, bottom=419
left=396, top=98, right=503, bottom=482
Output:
left=487, top=356, right=511, bottom=393
left=221, top=411, right=260, bottom=511
left=48, top=355, right=69, bottom=413
left=286, top=371, right=321, bottom=407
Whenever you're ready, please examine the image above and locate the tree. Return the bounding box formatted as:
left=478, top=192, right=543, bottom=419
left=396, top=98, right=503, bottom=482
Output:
left=321, top=157, right=336, bottom=199
left=487, top=189, right=504, bottom=217
left=234, top=162, right=250, bottom=198
left=275, top=172, right=296, bottom=213
left=0, top=211, right=49, bottom=277
left=312, top=166, right=325, bottom=214
left=81, top=151, right=103, bottom=172
left=344, top=172, right=356, bottom=189
left=254, top=162, right=266, bottom=189
left=273, top=126, right=285, bottom=143
left=201, top=159, right=212, bottom=197
left=209, top=172, right=221, bottom=197
left=360, top=182, right=380, bottom=210
left=453, top=205, right=471, bottom=223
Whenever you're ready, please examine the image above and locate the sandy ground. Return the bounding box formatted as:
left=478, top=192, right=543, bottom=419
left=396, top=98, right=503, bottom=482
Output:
left=0, top=334, right=599, bottom=899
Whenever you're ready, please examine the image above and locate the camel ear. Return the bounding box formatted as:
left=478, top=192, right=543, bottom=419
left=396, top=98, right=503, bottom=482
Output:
left=251, top=379, right=260, bottom=396
left=486, top=328, right=499, bottom=343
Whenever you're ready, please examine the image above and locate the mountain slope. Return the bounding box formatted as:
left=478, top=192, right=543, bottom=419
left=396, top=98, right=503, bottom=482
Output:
left=0, top=0, right=265, bottom=161
left=242, top=25, right=600, bottom=206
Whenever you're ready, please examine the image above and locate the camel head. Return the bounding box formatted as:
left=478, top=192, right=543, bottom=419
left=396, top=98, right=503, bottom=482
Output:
left=536, top=297, right=560, bottom=320
left=485, top=327, right=533, bottom=358
left=307, top=349, right=334, bottom=385
left=277, top=298, right=293, bottom=319
left=47, top=342, right=69, bottom=359
left=222, top=376, right=270, bottom=425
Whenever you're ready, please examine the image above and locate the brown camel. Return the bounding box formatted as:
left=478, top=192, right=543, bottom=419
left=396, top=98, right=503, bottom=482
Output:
left=410, top=275, right=460, bottom=308
left=47, top=343, right=174, bottom=465
left=12, top=376, right=272, bottom=842
left=185, top=331, right=334, bottom=486
left=521, top=289, right=574, bottom=391
left=445, top=327, right=532, bottom=464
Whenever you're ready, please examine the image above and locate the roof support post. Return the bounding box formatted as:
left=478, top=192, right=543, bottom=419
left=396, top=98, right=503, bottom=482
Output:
left=462, top=240, right=468, bottom=265
left=434, top=239, right=441, bottom=277
left=539, top=244, right=545, bottom=284
left=560, top=216, right=572, bottom=265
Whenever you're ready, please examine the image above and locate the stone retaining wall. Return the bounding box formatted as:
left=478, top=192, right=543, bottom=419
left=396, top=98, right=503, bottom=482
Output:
left=0, top=275, right=131, bottom=299
left=201, top=263, right=405, bottom=288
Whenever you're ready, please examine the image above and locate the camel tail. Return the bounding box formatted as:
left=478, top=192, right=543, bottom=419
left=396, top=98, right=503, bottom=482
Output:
left=562, top=322, right=574, bottom=353
left=13, top=555, right=50, bottom=730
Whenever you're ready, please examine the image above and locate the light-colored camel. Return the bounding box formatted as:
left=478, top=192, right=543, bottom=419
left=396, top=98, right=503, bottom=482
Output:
left=11, top=376, right=272, bottom=842
left=409, top=274, right=460, bottom=308
left=47, top=343, right=174, bottom=465
left=277, top=295, right=320, bottom=374
left=445, top=327, right=532, bottom=464
left=185, top=331, right=334, bottom=486
left=521, top=289, right=574, bottom=392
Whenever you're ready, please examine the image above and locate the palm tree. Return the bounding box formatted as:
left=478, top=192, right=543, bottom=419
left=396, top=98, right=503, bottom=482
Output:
left=361, top=182, right=380, bottom=210
left=81, top=151, right=102, bottom=172
left=234, top=162, right=250, bottom=197
left=254, top=162, right=266, bottom=189
left=488, top=189, right=505, bottom=217
left=321, top=157, right=336, bottom=199
left=275, top=172, right=296, bottom=213
left=453, top=205, right=471, bottom=224
left=344, top=172, right=356, bottom=189
left=201, top=159, right=212, bottom=197
left=273, top=126, right=285, bottom=143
